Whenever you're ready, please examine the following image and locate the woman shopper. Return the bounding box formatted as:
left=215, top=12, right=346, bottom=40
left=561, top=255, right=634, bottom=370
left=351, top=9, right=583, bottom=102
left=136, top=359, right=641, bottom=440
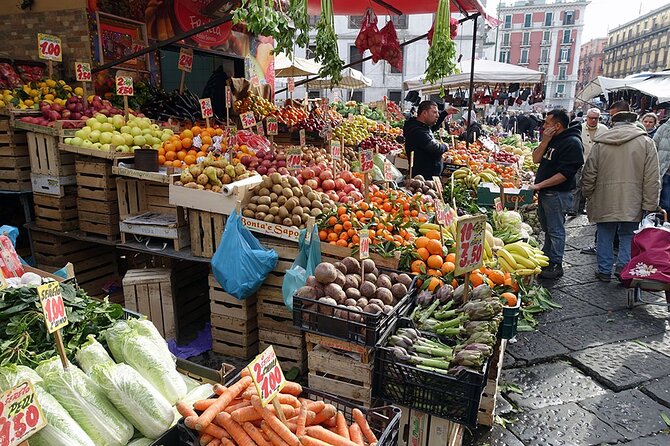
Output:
left=641, top=112, right=659, bottom=138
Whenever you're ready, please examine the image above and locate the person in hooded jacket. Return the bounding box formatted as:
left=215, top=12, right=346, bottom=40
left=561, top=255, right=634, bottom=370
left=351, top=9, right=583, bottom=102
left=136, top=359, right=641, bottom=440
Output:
left=530, top=109, right=584, bottom=279
left=581, top=101, right=660, bottom=282
left=403, top=100, right=455, bottom=178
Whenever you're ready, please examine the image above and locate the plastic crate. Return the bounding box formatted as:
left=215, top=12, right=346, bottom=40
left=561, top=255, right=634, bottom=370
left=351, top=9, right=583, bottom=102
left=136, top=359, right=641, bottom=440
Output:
left=293, top=275, right=417, bottom=347
left=500, top=299, right=521, bottom=339
left=373, top=318, right=491, bottom=428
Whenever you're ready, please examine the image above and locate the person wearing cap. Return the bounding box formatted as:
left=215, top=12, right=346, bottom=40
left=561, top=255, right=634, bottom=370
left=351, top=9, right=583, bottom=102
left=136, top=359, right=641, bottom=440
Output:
left=569, top=108, right=607, bottom=216
left=581, top=101, right=660, bottom=282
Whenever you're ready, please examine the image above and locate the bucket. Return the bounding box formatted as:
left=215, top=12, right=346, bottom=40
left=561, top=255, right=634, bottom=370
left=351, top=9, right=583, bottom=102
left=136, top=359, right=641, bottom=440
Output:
left=134, top=148, right=159, bottom=172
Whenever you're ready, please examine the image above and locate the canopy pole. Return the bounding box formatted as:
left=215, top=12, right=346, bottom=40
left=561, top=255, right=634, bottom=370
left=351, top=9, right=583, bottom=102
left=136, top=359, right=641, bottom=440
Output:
left=465, top=14, right=479, bottom=150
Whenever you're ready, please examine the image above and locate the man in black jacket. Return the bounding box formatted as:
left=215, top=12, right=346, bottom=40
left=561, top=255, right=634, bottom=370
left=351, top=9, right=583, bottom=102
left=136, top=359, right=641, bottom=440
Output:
left=531, top=109, right=584, bottom=279
left=403, top=101, right=451, bottom=178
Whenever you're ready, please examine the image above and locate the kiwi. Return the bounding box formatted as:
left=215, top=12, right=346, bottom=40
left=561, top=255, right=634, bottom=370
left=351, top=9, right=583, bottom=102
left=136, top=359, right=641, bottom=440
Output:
left=278, top=206, right=290, bottom=218
left=307, top=191, right=318, bottom=201
left=292, top=186, right=303, bottom=197
left=272, top=184, right=284, bottom=195
left=282, top=188, right=294, bottom=198
left=258, top=187, right=271, bottom=197
left=263, top=214, right=274, bottom=222
left=311, top=200, right=323, bottom=210
left=291, top=214, right=302, bottom=226
left=270, top=172, right=282, bottom=184
left=288, top=176, right=300, bottom=187
left=250, top=196, right=259, bottom=204
left=273, top=215, right=282, bottom=223
left=283, top=217, right=293, bottom=226
left=301, top=213, right=311, bottom=223
left=242, top=209, right=255, bottom=218
left=256, top=204, right=270, bottom=214
left=310, top=208, right=322, bottom=217
left=299, top=196, right=312, bottom=207
left=270, top=192, right=279, bottom=202
left=292, top=205, right=304, bottom=216
left=260, top=177, right=273, bottom=189
left=268, top=206, right=279, bottom=216
left=284, top=198, right=296, bottom=211
left=255, top=212, right=267, bottom=220
left=245, top=203, right=257, bottom=212
left=257, top=196, right=271, bottom=206
left=277, top=195, right=288, bottom=206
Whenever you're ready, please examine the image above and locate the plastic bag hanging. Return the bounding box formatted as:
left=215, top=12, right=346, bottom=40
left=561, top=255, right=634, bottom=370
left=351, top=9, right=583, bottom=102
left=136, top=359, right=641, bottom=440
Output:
left=355, top=8, right=380, bottom=56
left=282, top=223, right=321, bottom=311
left=211, top=210, right=278, bottom=300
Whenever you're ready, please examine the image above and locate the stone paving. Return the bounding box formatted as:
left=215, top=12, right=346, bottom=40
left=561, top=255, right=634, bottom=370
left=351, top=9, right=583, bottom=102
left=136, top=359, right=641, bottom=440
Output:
left=468, top=216, right=670, bottom=445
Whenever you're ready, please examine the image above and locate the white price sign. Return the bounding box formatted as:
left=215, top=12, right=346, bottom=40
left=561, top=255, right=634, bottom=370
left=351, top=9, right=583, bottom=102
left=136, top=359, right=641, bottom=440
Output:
left=178, top=48, right=193, bottom=72
left=241, top=111, right=257, bottom=129
left=435, top=200, right=449, bottom=226
left=247, top=346, right=285, bottom=407
left=266, top=117, right=278, bottom=136
left=359, top=229, right=370, bottom=260
left=384, top=160, right=394, bottom=181
left=361, top=149, right=374, bottom=173
left=287, top=147, right=302, bottom=170
left=37, top=281, right=68, bottom=333
left=494, top=197, right=504, bottom=213
left=288, top=77, right=295, bottom=93
left=74, top=62, right=91, bottom=82
left=0, top=381, right=47, bottom=446
left=299, top=129, right=306, bottom=147
left=225, top=86, right=232, bottom=107
left=331, top=140, right=341, bottom=160
left=199, top=98, right=213, bottom=119
left=455, top=215, right=486, bottom=276
left=37, top=33, right=62, bottom=62
left=115, top=76, right=134, bottom=96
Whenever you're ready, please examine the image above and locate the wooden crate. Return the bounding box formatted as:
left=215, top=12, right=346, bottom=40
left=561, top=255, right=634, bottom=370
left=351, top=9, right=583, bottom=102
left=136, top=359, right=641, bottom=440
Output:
left=123, top=268, right=177, bottom=340
left=306, top=333, right=374, bottom=407
left=70, top=249, right=119, bottom=297
left=33, top=191, right=78, bottom=231
left=27, top=131, right=75, bottom=176
left=0, top=117, right=30, bottom=191
left=258, top=329, right=306, bottom=374
left=188, top=209, right=226, bottom=258
left=76, top=158, right=119, bottom=240
left=397, top=407, right=464, bottom=446
left=30, top=173, right=76, bottom=196
left=209, top=274, right=258, bottom=359
left=30, top=229, right=100, bottom=266
left=477, top=339, right=507, bottom=427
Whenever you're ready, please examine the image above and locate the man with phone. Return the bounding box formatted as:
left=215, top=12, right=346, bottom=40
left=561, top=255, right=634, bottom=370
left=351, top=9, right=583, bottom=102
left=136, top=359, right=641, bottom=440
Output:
left=530, top=109, right=584, bottom=279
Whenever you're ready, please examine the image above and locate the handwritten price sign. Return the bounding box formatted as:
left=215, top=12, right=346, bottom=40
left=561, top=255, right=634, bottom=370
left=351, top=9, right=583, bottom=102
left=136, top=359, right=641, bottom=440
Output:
left=0, top=381, right=46, bottom=446
left=199, top=98, right=213, bottom=119
left=359, top=229, right=370, bottom=260
left=435, top=200, right=449, bottom=226
left=115, top=76, right=134, bottom=96
left=361, top=149, right=374, bottom=173
left=225, top=86, right=232, bottom=108
left=178, top=48, right=193, bottom=72
left=227, top=127, right=237, bottom=149
left=37, top=281, right=68, bottom=333
left=257, top=121, right=265, bottom=137
left=241, top=111, right=256, bottom=129
left=75, top=62, right=91, bottom=82
left=454, top=215, right=486, bottom=276
left=266, top=117, right=278, bottom=136
left=287, top=148, right=302, bottom=171
left=37, top=33, right=62, bottom=62
left=247, top=346, right=285, bottom=407
left=299, top=129, right=306, bottom=147
left=287, top=77, right=295, bottom=93
left=494, top=197, right=503, bottom=213
left=384, top=160, right=394, bottom=181
left=331, top=140, right=341, bottom=160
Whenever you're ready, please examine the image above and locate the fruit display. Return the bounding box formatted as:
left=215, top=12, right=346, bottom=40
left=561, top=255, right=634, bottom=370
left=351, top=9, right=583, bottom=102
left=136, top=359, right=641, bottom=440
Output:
left=297, top=167, right=367, bottom=203
left=294, top=108, right=341, bottom=134
left=271, top=104, right=308, bottom=127
left=332, top=115, right=374, bottom=146
left=242, top=173, right=336, bottom=229
left=19, top=95, right=123, bottom=127
left=452, top=167, right=502, bottom=189
left=491, top=209, right=534, bottom=243
left=0, top=63, right=25, bottom=88
left=491, top=150, right=519, bottom=165
left=359, top=133, right=402, bottom=154
left=234, top=91, right=276, bottom=121
left=334, top=101, right=387, bottom=121
left=1, top=79, right=76, bottom=110
left=296, top=257, right=414, bottom=315
left=495, top=241, right=548, bottom=276
left=159, top=126, right=225, bottom=168
left=404, top=175, right=440, bottom=199
left=175, top=154, right=256, bottom=192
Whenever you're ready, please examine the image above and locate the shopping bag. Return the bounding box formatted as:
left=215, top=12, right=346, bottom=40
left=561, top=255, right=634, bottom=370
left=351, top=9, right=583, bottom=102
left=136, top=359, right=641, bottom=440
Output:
left=282, top=224, right=321, bottom=311
left=620, top=225, right=670, bottom=286
left=211, top=211, right=278, bottom=300
left=355, top=8, right=379, bottom=56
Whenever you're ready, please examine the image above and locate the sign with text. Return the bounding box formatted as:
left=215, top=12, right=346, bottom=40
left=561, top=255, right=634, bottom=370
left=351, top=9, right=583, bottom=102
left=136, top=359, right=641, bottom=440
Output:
left=115, top=76, right=134, bottom=96
left=330, top=140, right=341, bottom=160
left=320, top=97, right=328, bottom=112
left=225, top=86, right=232, bottom=108
left=287, top=147, right=302, bottom=171
left=0, top=271, right=6, bottom=291
left=199, top=98, right=213, bottom=119
left=0, top=381, right=46, bottom=446
left=247, top=346, right=286, bottom=407
left=384, top=160, right=393, bottom=181
left=178, top=47, right=193, bottom=72
left=241, top=111, right=257, bottom=129
left=37, top=281, right=68, bottom=333
left=287, top=77, right=295, bottom=93
left=266, top=117, right=278, bottom=136
left=37, top=33, right=62, bottom=62
left=432, top=176, right=444, bottom=201
left=494, top=197, right=503, bottom=213
left=361, top=149, right=374, bottom=173
left=435, top=200, right=449, bottom=226
left=257, top=121, right=265, bottom=136
left=74, top=62, right=91, bottom=82
left=454, top=215, right=486, bottom=276
left=299, top=129, right=306, bottom=147
left=359, top=229, right=370, bottom=260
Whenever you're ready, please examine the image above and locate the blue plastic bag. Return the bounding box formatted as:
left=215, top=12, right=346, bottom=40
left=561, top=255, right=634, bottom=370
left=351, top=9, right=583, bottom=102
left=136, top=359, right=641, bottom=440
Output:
left=282, top=225, right=321, bottom=310
left=212, top=211, right=278, bottom=300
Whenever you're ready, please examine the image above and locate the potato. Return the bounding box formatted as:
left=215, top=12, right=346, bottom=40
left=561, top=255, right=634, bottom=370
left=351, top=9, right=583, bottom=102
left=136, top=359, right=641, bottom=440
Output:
left=344, top=274, right=359, bottom=290
left=341, top=257, right=360, bottom=275
left=364, top=273, right=377, bottom=284
left=291, top=214, right=302, bottom=226
left=299, top=196, right=312, bottom=207
left=324, top=283, right=346, bottom=303
left=334, top=262, right=347, bottom=275
left=282, top=188, right=294, bottom=198
left=376, top=274, right=392, bottom=290
left=257, top=196, right=271, bottom=206
left=361, top=258, right=376, bottom=273
left=334, top=271, right=346, bottom=288
left=391, top=283, right=408, bottom=300
left=250, top=195, right=259, bottom=204
left=311, top=200, right=323, bottom=210
left=292, top=205, right=304, bottom=216
left=315, top=263, right=338, bottom=284
left=272, top=184, right=284, bottom=195
left=356, top=297, right=369, bottom=308
left=334, top=305, right=350, bottom=320
left=258, top=188, right=271, bottom=197
left=360, top=281, right=376, bottom=298
left=371, top=267, right=380, bottom=278
left=383, top=305, right=395, bottom=315
left=305, top=275, right=318, bottom=288
left=375, top=288, right=394, bottom=306
left=347, top=306, right=364, bottom=322
left=369, top=298, right=385, bottom=308
left=397, top=273, right=413, bottom=287
left=295, top=286, right=317, bottom=300
left=363, top=303, right=383, bottom=314
left=318, top=297, right=337, bottom=315
left=344, top=298, right=358, bottom=307
left=345, top=287, right=361, bottom=301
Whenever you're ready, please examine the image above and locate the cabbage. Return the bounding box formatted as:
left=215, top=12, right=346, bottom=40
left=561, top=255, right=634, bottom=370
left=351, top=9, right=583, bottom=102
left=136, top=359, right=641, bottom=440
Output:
left=127, top=439, right=153, bottom=446
left=0, top=364, right=42, bottom=389
left=126, top=319, right=173, bottom=362
left=75, top=335, right=114, bottom=374
left=41, top=363, right=134, bottom=446
left=103, top=320, right=133, bottom=363
left=91, top=363, right=174, bottom=439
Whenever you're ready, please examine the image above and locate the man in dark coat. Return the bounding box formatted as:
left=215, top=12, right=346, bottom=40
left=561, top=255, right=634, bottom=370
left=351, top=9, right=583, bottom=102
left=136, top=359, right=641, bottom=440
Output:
left=403, top=100, right=452, bottom=178
left=202, top=66, right=230, bottom=119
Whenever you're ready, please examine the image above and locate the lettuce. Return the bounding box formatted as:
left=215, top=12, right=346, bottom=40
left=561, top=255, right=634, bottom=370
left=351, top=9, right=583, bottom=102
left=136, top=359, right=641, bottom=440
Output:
left=40, top=362, right=134, bottom=446
left=75, top=335, right=115, bottom=374
left=91, top=363, right=174, bottom=439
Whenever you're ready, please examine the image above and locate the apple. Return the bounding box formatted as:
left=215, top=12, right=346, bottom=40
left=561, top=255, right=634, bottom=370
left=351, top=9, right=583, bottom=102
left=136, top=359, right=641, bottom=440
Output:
left=88, top=130, right=101, bottom=143
left=99, top=132, right=113, bottom=144
left=70, top=137, right=83, bottom=146
left=95, top=113, right=108, bottom=123
left=86, top=117, right=98, bottom=127
left=74, top=129, right=89, bottom=139
left=81, top=140, right=94, bottom=149
left=123, top=134, right=134, bottom=146
left=111, top=115, right=125, bottom=129
left=131, top=145, right=141, bottom=152
left=90, top=121, right=102, bottom=131
left=64, top=138, right=72, bottom=144
left=133, top=135, right=146, bottom=146
left=161, top=133, right=172, bottom=142
left=111, top=134, right=126, bottom=147
left=120, top=125, right=132, bottom=134
left=130, top=127, right=142, bottom=137
left=100, top=122, right=114, bottom=133
left=92, top=142, right=102, bottom=149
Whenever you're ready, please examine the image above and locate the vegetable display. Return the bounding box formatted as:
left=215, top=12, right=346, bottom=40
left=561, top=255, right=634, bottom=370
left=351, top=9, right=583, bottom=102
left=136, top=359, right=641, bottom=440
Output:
left=425, top=0, right=457, bottom=86
left=314, top=0, right=344, bottom=85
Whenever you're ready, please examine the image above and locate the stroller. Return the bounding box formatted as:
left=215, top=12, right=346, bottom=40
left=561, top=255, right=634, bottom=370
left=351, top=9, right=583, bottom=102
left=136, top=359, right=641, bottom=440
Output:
left=620, top=210, right=670, bottom=311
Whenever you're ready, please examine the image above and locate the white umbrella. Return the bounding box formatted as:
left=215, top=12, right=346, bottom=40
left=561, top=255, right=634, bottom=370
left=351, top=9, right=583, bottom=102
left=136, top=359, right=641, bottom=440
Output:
left=306, top=67, right=373, bottom=90
left=578, top=73, right=670, bottom=104
left=274, top=53, right=321, bottom=78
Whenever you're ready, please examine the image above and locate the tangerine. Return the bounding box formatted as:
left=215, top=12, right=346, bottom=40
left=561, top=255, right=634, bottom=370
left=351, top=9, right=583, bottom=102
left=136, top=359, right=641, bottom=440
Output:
left=441, top=261, right=455, bottom=275
left=201, top=135, right=213, bottom=146
left=415, top=236, right=430, bottom=249
left=425, top=229, right=441, bottom=240
left=165, top=151, right=177, bottom=161
left=158, top=155, right=166, bottom=165
left=177, top=151, right=187, bottom=161
left=427, top=277, right=442, bottom=292
left=446, top=253, right=456, bottom=263
left=416, top=247, right=430, bottom=261
left=173, top=140, right=183, bottom=151
left=191, top=126, right=202, bottom=136
left=488, top=269, right=506, bottom=285
left=501, top=292, right=518, bottom=306
left=410, top=260, right=426, bottom=274
left=182, top=137, right=192, bottom=149
left=184, top=155, right=196, bottom=165
left=158, top=147, right=166, bottom=156
left=427, top=255, right=443, bottom=269
left=180, top=129, right=193, bottom=139
left=426, top=239, right=443, bottom=256
left=469, top=272, right=484, bottom=287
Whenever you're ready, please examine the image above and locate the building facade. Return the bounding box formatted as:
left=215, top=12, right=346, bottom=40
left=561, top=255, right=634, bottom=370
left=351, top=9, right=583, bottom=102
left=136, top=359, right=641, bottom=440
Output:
left=602, top=4, right=670, bottom=78
left=576, top=37, right=606, bottom=93
left=494, top=0, right=589, bottom=111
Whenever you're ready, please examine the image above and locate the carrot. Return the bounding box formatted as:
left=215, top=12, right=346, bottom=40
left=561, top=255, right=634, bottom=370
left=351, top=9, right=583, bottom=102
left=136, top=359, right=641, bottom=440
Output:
left=241, top=367, right=251, bottom=377
left=261, top=421, right=290, bottom=446
left=276, top=394, right=301, bottom=408
left=335, top=412, right=350, bottom=440
left=213, top=384, right=227, bottom=395
left=353, top=408, right=377, bottom=444
left=195, top=376, right=252, bottom=431
left=225, top=400, right=252, bottom=413
left=296, top=401, right=308, bottom=438
left=205, top=440, right=221, bottom=446
left=304, top=401, right=325, bottom=413
left=251, top=396, right=300, bottom=446
left=309, top=404, right=336, bottom=426
left=298, top=436, right=332, bottom=446
left=176, top=401, right=196, bottom=418
left=321, top=415, right=337, bottom=428
left=199, top=434, right=214, bottom=446
left=219, top=439, right=235, bottom=446
left=280, top=381, right=302, bottom=396
left=233, top=404, right=297, bottom=423
left=305, top=426, right=359, bottom=446
left=184, top=416, right=230, bottom=440
left=243, top=421, right=272, bottom=446
left=216, top=411, right=257, bottom=446
left=194, top=398, right=219, bottom=411
left=349, top=424, right=364, bottom=446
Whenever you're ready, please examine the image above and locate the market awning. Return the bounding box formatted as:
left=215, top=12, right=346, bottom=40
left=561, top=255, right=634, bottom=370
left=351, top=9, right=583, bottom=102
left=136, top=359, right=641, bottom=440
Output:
left=305, top=67, right=373, bottom=90
left=577, top=72, right=670, bottom=104
left=274, top=53, right=322, bottom=78
left=403, top=59, right=544, bottom=93
left=307, top=0, right=500, bottom=26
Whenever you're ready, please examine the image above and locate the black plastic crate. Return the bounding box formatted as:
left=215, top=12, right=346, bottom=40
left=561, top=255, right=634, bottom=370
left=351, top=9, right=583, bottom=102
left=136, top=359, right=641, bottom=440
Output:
left=292, top=275, right=417, bottom=347
left=373, top=318, right=491, bottom=428
left=500, top=299, right=521, bottom=339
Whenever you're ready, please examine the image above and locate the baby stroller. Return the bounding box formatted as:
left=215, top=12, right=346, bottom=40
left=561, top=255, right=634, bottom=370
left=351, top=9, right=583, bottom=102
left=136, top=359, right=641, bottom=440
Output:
left=620, top=210, right=670, bottom=311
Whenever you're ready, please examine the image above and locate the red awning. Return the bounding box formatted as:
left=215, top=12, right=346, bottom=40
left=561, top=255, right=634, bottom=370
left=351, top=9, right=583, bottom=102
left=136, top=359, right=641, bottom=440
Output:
left=307, top=0, right=501, bottom=26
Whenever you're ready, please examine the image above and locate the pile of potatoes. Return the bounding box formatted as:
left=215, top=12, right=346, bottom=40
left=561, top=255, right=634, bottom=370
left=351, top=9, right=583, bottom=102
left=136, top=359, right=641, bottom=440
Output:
left=242, top=173, right=335, bottom=229
left=295, top=257, right=414, bottom=319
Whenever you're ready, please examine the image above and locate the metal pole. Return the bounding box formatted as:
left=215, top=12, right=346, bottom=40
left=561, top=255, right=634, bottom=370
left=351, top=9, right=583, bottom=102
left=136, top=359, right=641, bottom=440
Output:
left=465, top=14, right=479, bottom=150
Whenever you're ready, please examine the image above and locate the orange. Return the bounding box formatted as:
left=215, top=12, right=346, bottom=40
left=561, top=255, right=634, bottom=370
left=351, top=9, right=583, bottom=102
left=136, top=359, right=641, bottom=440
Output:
left=184, top=154, right=196, bottom=165
left=157, top=147, right=166, bottom=156
left=427, top=277, right=442, bottom=292
left=427, top=254, right=443, bottom=269
left=158, top=155, right=166, bottom=165
left=425, top=229, right=441, bottom=240
left=177, top=150, right=187, bottom=161
left=426, top=239, right=443, bottom=256
left=416, top=247, right=430, bottom=261
left=411, top=260, right=426, bottom=274
left=190, top=126, right=202, bottom=136
left=201, top=135, right=212, bottom=146
left=501, top=292, right=518, bottom=306
left=182, top=137, right=192, bottom=149
left=319, top=230, right=328, bottom=241
left=415, top=236, right=430, bottom=249
left=164, top=142, right=175, bottom=153
left=488, top=269, right=506, bottom=285
left=180, top=129, right=193, bottom=140
left=441, top=261, right=455, bottom=275
left=446, top=253, right=456, bottom=263
left=427, top=269, right=443, bottom=277
left=173, top=140, right=183, bottom=151
left=196, top=151, right=207, bottom=158
left=165, top=151, right=177, bottom=161
left=469, top=272, right=484, bottom=287
left=187, top=149, right=198, bottom=157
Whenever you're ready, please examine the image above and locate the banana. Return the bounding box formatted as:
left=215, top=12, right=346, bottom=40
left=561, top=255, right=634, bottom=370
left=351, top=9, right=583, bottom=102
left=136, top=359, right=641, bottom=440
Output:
left=516, top=267, right=541, bottom=276
left=505, top=242, right=534, bottom=259
left=498, top=257, right=514, bottom=273
left=496, top=248, right=518, bottom=270
left=511, top=252, right=538, bottom=269
left=534, top=257, right=549, bottom=267
left=483, top=237, right=493, bottom=260
left=419, top=223, right=441, bottom=231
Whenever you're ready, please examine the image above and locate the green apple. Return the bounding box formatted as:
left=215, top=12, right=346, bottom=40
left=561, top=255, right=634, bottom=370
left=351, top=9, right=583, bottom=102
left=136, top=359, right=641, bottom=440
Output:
left=81, top=140, right=93, bottom=148
left=163, top=129, right=174, bottom=136
left=90, top=121, right=102, bottom=131
left=64, top=137, right=72, bottom=144
left=131, top=145, right=141, bottom=152
left=120, top=125, right=131, bottom=135
left=100, top=123, right=114, bottom=133
left=95, top=113, right=108, bottom=124
left=133, top=135, right=146, bottom=146
left=92, top=142, right=102, bottom=150
left=152, top=143, right=161, bottom=150
left=161, top=133, right=172, bottom=142
left=70, top=137, right=83, bottom=146
left=142, top=128, right=153, bottom=135
left=115, top=144, right=128, bottom=152
left=88, top=130, right=101, bottom=142
left=74, top=129, right=89, bottom=139
left=130, top=127, right=142, bottom=137
left=86, top=117, right=97, bottom=127
left=111, top=115, right=125, bottom=129
left=123, top=133, right=134, bottom=146
left=99, top=132, right=113, bottom=144
left=111, top=134, right=126, bottom=147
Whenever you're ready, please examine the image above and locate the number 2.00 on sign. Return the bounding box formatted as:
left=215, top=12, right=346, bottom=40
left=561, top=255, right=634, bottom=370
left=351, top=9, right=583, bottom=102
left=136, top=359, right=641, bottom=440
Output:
left=247, top=346, right=285, bottom=406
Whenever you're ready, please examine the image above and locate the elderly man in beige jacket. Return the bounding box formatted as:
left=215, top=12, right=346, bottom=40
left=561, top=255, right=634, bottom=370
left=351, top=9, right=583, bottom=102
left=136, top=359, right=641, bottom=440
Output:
left=581, top=101, right=660, bottom=282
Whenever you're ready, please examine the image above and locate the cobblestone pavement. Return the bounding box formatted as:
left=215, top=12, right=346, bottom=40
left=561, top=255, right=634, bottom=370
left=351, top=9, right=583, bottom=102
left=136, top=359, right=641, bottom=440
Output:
left=469, top=216, right=670, bottom=445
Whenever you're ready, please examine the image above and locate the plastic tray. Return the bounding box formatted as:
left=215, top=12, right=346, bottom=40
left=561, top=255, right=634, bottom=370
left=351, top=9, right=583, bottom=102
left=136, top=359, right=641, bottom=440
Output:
left=373, top=318, right=491, bottom=428
left=500, top=299, right=521, bottom=339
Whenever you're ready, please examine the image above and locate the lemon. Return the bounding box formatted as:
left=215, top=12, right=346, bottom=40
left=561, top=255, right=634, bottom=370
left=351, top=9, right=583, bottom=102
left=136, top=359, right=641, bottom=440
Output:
left=46, top=79, right=56, bottom=87
left=63, top=85, right=72, bottom=92
left=74, top=87, right=83, bottom=96
left=4, top=94, right=13, bottom=102
left=44, top=94, right=54, bottom=101
left=43, top=99, right=52, bottom=104
left=58, top=80, right=65, bottom=86
left=24, top=99, right=34, bottom=107
left=29, top=89, right=39, bottom=97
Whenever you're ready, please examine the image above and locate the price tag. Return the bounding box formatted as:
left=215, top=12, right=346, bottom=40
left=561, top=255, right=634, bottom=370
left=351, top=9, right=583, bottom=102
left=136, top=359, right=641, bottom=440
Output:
left=178, top=47, right=193, bottom=72
left=360, top=149, right=374, bottom=173
left=435, top=200, right=449, bottom=226
left=333, top=91, right=340, bottom=103
left=225, top=86, right=232, bottom=108
left=241, top=111, right=257, bottom=129
left=443, top=203, right=455, bottom=227
left=37, top=281, right=68, bottom=333
left=266, top=116, right=278, bottom=136
left=359, top=105, right=365, bottom=115
left=288, top=77, right=295, bottom=93
left=251, top=75, right=260, bottom=87
left=320, top=98, right=329, bottom=113
left=0, top=381, right=47, bottom=446
left=246, top=346, right=286, bottom=407
left=257, top=121, right=265, bottom=137
left=384, top=160, right=394, bottom=181
left=494, top=197, right=504, bottom=213
left=299, top=129, right=306, bottom=147
left=74, top=62, right=91, bottom=82
left=320, top=122, right=332, bottom=141
left=37, top=33, right=62, bottom=62
left=348, top=113, right=353, bottom=121
left=287, top=147, right=302, bottom=170
left=454, top=215, right=486, bottom=276
left=115, top=76, right=134, bottom=96
left=199, top=98, right=213, bottom=119
left=227, top=126, right=237, bottom=149
left=0, top=271, right=6, bottom=291
left=432, top=176, right=443, bottom=201
left=359, top=229, right=370, bottom=260
left=331, top=140, right=341, bottom=160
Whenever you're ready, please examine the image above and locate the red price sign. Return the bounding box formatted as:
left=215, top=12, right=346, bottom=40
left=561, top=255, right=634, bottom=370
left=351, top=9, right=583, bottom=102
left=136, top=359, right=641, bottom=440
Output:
left=247, top=346, right=285, bottom=407
left=257, top=121, right=265, bottom=137
left=287, top=148, right=302, bottom=171
left=432, top=176, right=444, bottom=201
left=288, top=77, right=295, bottom=93
left=494, top=197, right=504, bottom=213
left=178, top=48, right=193, bottom=72
left=200, top=98, right=213, bottom=119
left=37, top=281, right=68, bottom=333
left=0, top=381, right=46, bottom=446
left=227, top=126, right=237, bottom=149
left=37, top=33, right=62, bottom=62
left=266, top=117, right=278, bottom=136
left=320, top=98, right=329, bottom=112
left=115, top=76, right=134, bottom=96
left=361, top=149, right=374, bottom=173
left=435, top=200, right=449, bottom=226
left=74, top=62, right=91, bottom=82
left=359, top=229, right=370, bottom=260
left=384, top=160, right=394, bottom=181
left=241, top=111, right=256, bottom=129
left=331, top=140, right=341, bottom=160
left=455, top=215, right=486, bottom=276
left=299, top=129, right=306, bottom=147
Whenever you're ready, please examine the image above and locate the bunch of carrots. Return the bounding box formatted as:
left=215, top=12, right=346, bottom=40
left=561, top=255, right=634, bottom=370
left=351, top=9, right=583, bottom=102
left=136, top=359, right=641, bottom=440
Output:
left=177, top=371, right=380, bottom=446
